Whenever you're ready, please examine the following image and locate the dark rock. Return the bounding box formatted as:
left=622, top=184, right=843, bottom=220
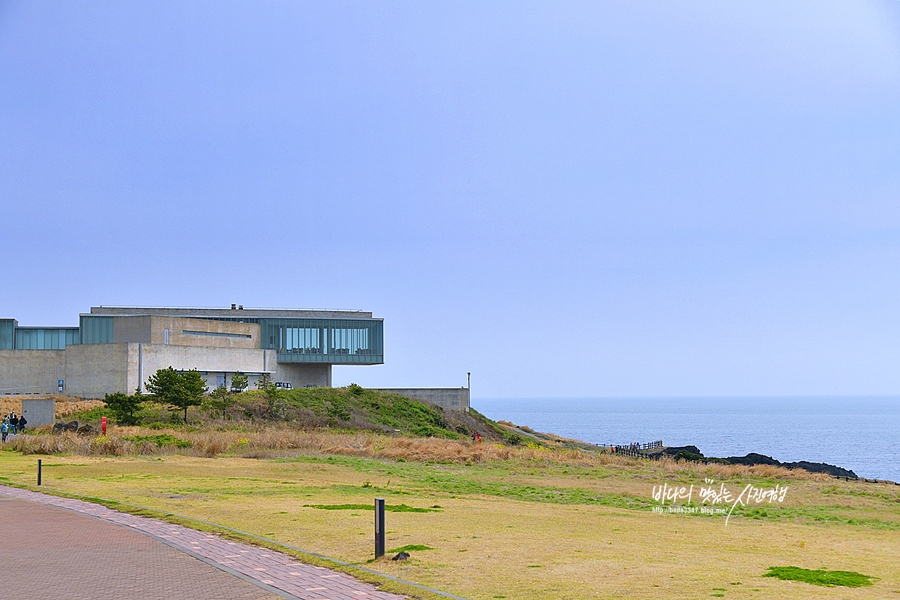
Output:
left=391, top=551, right=410, bottom=561
left=723, top=453, right=780, bottom=466
left=661, top=445, right=703, bottom=456
left=77, top=424, right=95, bottom=435
left=53, top=420, right=80, bottom=434
left=723, top=453, right=857, bottom=479
left=782, top=461, right=857, bottom=479
left=651, top=446, right=858, bottom=479
left=658, top=446, right=704, bottom=461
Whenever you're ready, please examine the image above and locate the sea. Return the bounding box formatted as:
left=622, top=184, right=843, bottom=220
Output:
left=474, top=397, right=900, bottom=483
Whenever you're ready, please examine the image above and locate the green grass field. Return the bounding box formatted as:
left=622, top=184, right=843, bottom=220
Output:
left=2, top=433, right=899, bottom=599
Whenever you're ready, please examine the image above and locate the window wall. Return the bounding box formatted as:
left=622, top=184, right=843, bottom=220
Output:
left=14, top=328, right=80, bottom=350
left=80, top=316, right=113, bottom=344
left=0, top=320, right=15, bottom=349
left=257, top=318, right=383, bottom=364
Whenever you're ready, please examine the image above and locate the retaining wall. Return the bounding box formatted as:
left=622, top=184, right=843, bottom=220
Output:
left=374, top=388, right=470, bottom=412
left=21, top=399, right=56, bottom=427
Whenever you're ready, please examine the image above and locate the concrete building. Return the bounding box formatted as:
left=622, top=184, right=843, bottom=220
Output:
left=0, top=306, right=383, bottom=398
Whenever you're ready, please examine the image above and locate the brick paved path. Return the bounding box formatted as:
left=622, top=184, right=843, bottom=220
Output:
left=0, top=486, right=405, bottom=600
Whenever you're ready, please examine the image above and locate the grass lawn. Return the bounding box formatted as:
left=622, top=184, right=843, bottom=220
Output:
left=1, top=443, right=898, bottom=599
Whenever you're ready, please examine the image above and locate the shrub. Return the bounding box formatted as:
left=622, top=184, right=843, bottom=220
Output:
left=102, top=392, right=143, bottom=426
left=146, top=367, right=207, bottom=423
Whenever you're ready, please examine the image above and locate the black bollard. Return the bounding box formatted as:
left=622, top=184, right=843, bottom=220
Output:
left=37, top=459, right=42, bottom=486
left=374, top=497, right=385, bottom=558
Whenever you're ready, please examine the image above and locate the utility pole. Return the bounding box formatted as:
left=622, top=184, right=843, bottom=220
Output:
left=467, top=372, right=471, bottom=412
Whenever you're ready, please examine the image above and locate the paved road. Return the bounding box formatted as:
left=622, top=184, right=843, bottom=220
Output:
left=0, top=486, right=406, bottom=600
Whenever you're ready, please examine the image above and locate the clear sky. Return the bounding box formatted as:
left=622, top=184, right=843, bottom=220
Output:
left=2, top=1, right=899, bottom=398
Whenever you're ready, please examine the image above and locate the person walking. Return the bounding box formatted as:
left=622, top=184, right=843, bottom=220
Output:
left=1, top=419, right=8, bottom=443
left=9, top=413, right=18, bottom=435
left=17, top=415, right=26, bottom=433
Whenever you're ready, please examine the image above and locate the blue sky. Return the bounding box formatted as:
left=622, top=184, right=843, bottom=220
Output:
left=2, top=1, right=899, bottom=398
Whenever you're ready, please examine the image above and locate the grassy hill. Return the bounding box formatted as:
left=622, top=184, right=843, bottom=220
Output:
left=61, top=385, right=526, bottom=446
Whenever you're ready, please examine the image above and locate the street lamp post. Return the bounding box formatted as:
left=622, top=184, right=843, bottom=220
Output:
left=467, top=372, right=471, bottom=412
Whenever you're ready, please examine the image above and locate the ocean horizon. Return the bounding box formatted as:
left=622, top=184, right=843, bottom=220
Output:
left=473, top=396, right=900, bottom=483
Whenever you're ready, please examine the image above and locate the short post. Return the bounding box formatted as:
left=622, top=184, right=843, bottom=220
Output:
left=37, top=459, right=42, bottom=486
left=101, top=416, right=107, bottom=435
left=374, top=497, right=385, bottom=558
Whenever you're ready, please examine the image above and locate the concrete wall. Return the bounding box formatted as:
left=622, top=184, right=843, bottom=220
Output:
left=134, top=344, right=276, bottom=392
left=113, top=316, right=152, bottom=344
left=374, top=388, right=470, bottom=412
left=21, top=399, right=56, bottom=427
left=1, top=341, right=338, bottom=400
left=64, top=343, right=130, bottom=399
left=111, top=315, right=259, bottom=348
left=137, top=344, right=274, bottom=375
left=148, top=317, right=259, bottom=348
left=0, top=350, right=66, bottom=395
left=275, top=363, right=332, bottom=388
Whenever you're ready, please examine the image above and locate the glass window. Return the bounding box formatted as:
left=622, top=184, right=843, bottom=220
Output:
left=13, top=328, right=77, bottom=349
left=80, top=316, right=113, bottom=344
left=0, top=320, right=15, bottom=349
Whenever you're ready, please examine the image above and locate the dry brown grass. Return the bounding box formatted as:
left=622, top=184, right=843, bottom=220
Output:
left=8, top=433, right=145, bottom=456
left=4, top=425, right=827, bottom=483
left=0, top=396, right=105, bottom=419
left=56, top=399, right=106, bottom=418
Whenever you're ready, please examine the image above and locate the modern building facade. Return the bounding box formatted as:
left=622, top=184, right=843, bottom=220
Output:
left=0, top=306, right=383, bottom=398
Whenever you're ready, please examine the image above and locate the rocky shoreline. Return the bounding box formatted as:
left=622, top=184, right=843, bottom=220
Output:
left=495, top=422, right=867, bottom=480
left=651, top=445, right=859, bottom=479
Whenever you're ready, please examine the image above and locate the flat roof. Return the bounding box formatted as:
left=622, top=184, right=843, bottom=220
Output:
left=87, top=306, right=376, bottom=320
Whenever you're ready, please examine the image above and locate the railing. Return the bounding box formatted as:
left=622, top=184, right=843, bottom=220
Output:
left=607, top=440, right=663, bottom=458
left=94, top=305, right=369, bottom=313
